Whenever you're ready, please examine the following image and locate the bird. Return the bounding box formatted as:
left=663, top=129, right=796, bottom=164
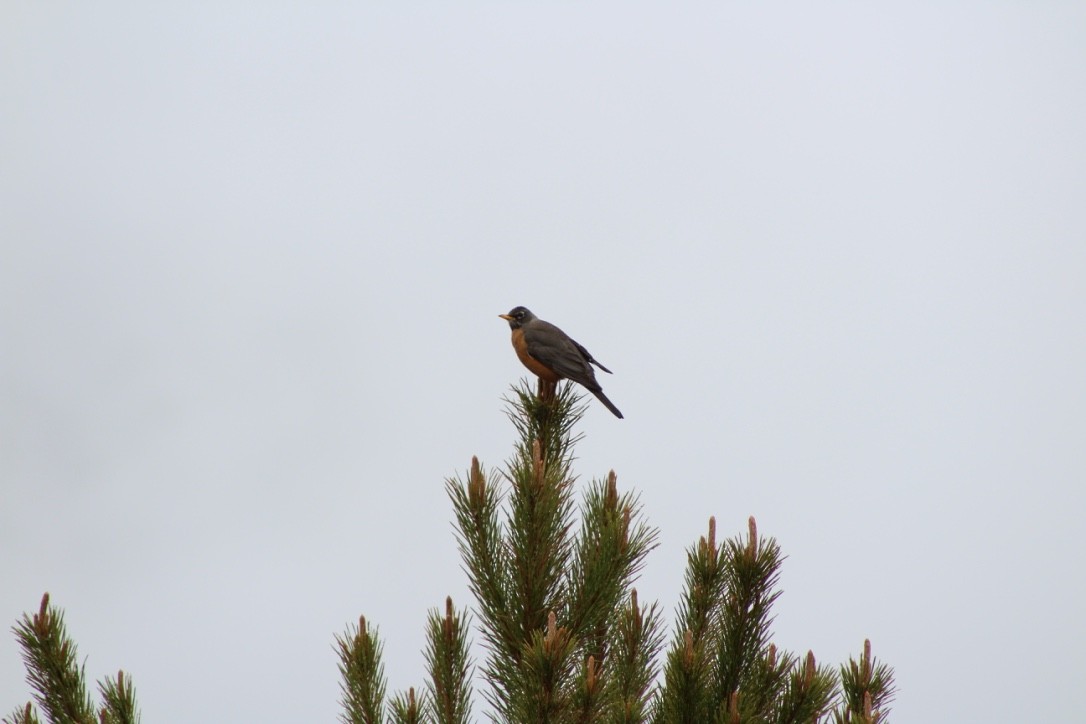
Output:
left=498, top=306, right=623, bottom=419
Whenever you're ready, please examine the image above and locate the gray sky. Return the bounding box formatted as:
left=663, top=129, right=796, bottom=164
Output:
left=3, top=3, right=1083, bottom=721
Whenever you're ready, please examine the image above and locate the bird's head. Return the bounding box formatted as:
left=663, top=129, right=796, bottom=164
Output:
left=499, top=306, right=535, bottom=329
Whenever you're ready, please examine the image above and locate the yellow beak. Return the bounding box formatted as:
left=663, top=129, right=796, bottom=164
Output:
left=498, top=314, right=513, bottom=321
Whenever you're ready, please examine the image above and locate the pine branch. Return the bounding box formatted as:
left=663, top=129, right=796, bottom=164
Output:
left=11, top=593, right=96, bottom=724
left=563, top=472, right=659, bottom=672
left=711, top=517, right=783, bottom=708
left=424, top=597, right=473, bottom=724
left=832, top=640, right=896, bottom=724
left=2, top=702, right=40, bottom=724
left=447, top=457, right=520, bottom=715
left=452, top=382, right=587, bottom=719
left=335, top=615, right=387, bottom=724
left=770, top=651, right=837, bottom=724
left=388, top=687, right=425, bottom=724
left=505, top=403, right=578, bottom=643
left=652, top=517, right=848, bottom=723
left=733, top=643, right=795, bottom=721
left=503, top=380, right=587, bottom=473
left=96, top=670, right=140, bottom=724
left=606, top=589, right=665, bottom=723
left=653, top=627, right=710, bottom=724
left=509, top=611, right=578, bottom=723
left=569, top=653, right=604, bottom=723
left=505, top=434, right=573, bottom=649
left=653, top=517, right=728, bottom=722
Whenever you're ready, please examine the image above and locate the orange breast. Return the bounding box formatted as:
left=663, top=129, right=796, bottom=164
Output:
left=511, top=328, right=561, bottom=382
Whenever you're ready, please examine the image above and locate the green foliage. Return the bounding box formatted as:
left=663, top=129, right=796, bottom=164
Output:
left=3, top=703, right=40, bottom=724
left=5, top=380, right=897, bottom=723
left=425, top=598, right=473, bottom=724
left=332, top=380, right=897, bottom=722
left=388, top=688, right=424, bottom=724
left=653, top=516, right=843, bottom=723
left=335, top=615, right=388, bottom=724
left=97, top=671, right=140, bottom=724
left=5, top=593, right=140, bottom=724
left=446, top=381, right=664, bottom=721
left=832, top=640, right=897, bottom=724
left=600, top=589, right=665, bottom=723
left=9, top=593, right=94, bottom=724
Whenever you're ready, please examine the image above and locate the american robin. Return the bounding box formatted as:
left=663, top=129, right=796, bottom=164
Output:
left=499, top=306, right=624, bottom=419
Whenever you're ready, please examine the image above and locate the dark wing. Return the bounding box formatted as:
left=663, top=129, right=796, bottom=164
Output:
left=573, top=341, right=612, bottom=374
left=522, top=321, right=601, bottom=389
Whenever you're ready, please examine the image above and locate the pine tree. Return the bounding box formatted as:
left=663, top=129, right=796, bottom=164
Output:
left=4, top=593, right=141, bottom=724
left=6, top=381, right=896, bottom=722
left=335, top=381, right=897, bottom=722
left=831, top=640, right=896, bottom=724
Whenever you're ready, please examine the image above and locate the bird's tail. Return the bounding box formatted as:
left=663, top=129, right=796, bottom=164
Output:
left=592, top=389, right=624, bottom=419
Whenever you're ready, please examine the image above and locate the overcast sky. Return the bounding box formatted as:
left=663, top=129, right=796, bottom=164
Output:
left=2, top=3, right=1084, bottom=722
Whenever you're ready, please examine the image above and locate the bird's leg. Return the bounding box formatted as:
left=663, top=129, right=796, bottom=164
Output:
left=537, top=377, right=557, bottom=404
